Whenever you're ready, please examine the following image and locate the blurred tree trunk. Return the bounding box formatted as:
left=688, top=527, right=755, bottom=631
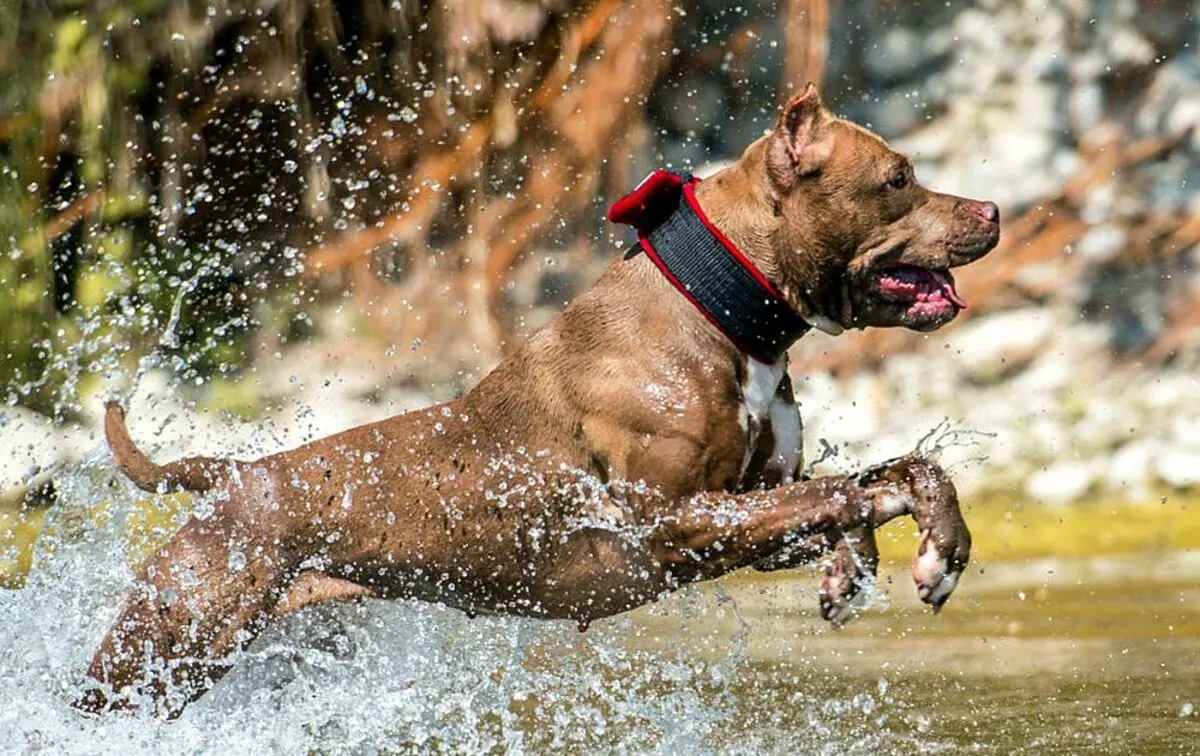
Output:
left=781, top=0, right=830, bottom=99
left=1, top=0, right=834, bottom=407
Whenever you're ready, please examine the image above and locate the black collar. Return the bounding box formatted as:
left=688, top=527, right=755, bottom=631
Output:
left=608, top=170, right=811, bottom=364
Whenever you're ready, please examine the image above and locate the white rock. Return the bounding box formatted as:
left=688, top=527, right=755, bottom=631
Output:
left=1138, top=372, right=1196, bottom=410
left=1155, top=449, right=1200, bottom=489
left=943, top=309, right=1057, bottom=383
left=1105, top=26, right=1155, bottom=67
left=1010, top=349, right=1073, bottom=398
left=1076, top=225, right=1128, bottom=263
left=1026, top=461, right=1095, bottom=505
left=1166, top=96, right=1200, bottom=143
left=1107, top=439, right=1159, bottom=501
left=1073, top=400, right=1138, bottom=453
left=1170, top=413, right=1200, bottom=451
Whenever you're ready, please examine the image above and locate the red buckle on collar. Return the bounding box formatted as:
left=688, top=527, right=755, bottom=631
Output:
left=607, top=170, right=689, bottom=230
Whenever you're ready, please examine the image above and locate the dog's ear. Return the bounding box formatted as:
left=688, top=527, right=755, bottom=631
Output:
left=767, top=83, right=834, bottom=188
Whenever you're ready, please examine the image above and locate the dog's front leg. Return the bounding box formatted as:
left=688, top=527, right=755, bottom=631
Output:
left=645, top=457, right=968, bottom=622
left=645, top=475, right=879, bottom=586
left=746, top=454, right=971, bottom=616
left=741, top=520, right=882, bottom=627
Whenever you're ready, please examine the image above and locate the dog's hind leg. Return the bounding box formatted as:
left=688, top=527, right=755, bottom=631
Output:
left=75, top=467, right=305, bottom=718
left=273, top=572, right=377, bottom=617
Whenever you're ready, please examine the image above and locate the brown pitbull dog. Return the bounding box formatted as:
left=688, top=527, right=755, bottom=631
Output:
left=78, top=84, right=999, bottom=718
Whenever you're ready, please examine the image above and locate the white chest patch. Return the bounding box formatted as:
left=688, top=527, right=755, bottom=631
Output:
left=739, top=357, right=803, bottom=484
left=741, top=357, right=787, bottom=429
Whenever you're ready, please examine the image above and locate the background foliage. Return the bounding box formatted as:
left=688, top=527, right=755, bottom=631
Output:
left=3, top=1, right=1200, bottom=508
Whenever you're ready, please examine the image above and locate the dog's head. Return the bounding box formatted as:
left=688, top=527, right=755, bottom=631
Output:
left=757, top=84, right=1000, bottom=333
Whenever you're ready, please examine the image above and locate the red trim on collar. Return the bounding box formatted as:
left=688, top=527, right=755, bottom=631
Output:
left=609, top=170, right=795, bottom=315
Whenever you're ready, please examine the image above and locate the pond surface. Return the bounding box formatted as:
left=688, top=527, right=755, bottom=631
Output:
left=1, top=468, right=1197, bottom=754
left=637, top=560, right=1200, bottom=754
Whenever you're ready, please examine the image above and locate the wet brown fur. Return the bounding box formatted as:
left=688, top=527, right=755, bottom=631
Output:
left=80, top=85, right=998, bottom=718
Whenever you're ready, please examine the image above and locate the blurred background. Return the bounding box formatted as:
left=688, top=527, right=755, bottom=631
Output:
left=1, top=0, right=1198, bottom=752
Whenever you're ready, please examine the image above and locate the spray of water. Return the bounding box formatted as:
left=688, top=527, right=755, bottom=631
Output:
left=0, top=442, right=952, bottom=754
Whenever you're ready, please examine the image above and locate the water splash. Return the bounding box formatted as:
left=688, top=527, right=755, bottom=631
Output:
left=0, top=456, right=946, bottom=754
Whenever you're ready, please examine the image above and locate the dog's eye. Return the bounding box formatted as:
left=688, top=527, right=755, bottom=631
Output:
left=887, top=171, right=908, bottom=190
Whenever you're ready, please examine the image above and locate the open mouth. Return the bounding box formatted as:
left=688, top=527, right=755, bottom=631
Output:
left=874, top=265, right=966, bottom=318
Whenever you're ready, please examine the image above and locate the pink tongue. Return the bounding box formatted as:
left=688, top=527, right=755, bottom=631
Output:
left=932, top=271, right=968, bottom=309
left=878, top=267, right=969, bottom=309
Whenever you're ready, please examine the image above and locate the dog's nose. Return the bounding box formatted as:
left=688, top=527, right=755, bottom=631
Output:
left=971, top=201, right=1000, bottom=224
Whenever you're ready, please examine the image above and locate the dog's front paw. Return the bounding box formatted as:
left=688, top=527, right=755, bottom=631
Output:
left=913, top=521, right=970, bottom=613
left=857, top=455, right=971, bottom=612
left=818, top=525, right=879, bottom=629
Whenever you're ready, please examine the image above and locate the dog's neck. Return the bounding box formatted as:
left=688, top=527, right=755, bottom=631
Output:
left=692, top=153, right=846, bottom=338
left=627, top=177, right=808, bottom=362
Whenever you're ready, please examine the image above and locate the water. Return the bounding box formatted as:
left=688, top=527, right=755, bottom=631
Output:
left=2, top=462, right=1198, bottom=754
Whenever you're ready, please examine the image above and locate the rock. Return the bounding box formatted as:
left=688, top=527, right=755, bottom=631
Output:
left=796, top=373, right=880, bottom=449
left=1170, top=413, right=1200, bottom=451
left=1026, top=461, right=1095, bottom=506
left=1067, top=81, right=1105, bottom=132
left=1103, top=25, right=1155, bottom=69
left=1080, top=174, right=1117, bottom=225
left=1155, top=448, right=1200, bottom=489
left=1076, top=225, right=1128, bottom=263
left=794, top=370, right=838, bottom=413
left=827, top=375, right=883, bottom=447
left=1025, top=415, right=1074, bottom=460
left=1135, top=371, right=1195, bottom=410
left=1072, top=399, right=1138, bottom=455
left=1106, top=439, right=1159, bottom=500
left=943, top=308, right=1057, bottom=383
left=1166, top=94, right=1200, bottom=143
left=989, top=126, right=1059, bottom=176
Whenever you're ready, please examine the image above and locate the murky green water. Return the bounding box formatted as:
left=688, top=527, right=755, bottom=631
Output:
left=622, top=558, right=1200, bottom=754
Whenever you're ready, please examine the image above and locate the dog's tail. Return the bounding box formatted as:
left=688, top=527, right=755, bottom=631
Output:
left=104, top=401, right=232, bottom=494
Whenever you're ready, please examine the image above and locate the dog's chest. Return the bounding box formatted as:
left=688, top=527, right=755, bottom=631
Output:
left=739, top=356, right=803, bottom=483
